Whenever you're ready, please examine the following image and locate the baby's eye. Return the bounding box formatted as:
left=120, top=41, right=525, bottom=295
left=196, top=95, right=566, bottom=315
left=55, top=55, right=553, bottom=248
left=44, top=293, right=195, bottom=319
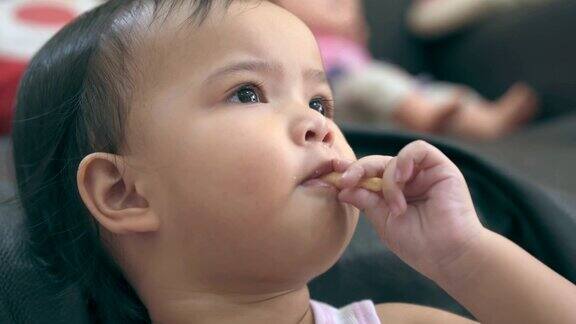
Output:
left=309, top=97, right=333, bottom=117
left=229, top=85, right=262, bottom=104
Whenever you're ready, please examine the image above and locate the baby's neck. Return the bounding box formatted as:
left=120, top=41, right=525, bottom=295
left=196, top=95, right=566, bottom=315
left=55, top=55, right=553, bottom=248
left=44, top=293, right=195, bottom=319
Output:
left=146, top=284, right=315, bottom=324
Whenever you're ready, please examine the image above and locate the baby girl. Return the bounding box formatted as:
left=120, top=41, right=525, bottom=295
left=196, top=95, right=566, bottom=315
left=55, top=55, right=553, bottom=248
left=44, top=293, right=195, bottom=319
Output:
left=11, top=0, right=575, bottom=323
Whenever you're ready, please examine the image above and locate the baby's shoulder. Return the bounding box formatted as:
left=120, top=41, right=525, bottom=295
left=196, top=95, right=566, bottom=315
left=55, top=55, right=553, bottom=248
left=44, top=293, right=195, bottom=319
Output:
left=373, top=302, right=478, bottom=324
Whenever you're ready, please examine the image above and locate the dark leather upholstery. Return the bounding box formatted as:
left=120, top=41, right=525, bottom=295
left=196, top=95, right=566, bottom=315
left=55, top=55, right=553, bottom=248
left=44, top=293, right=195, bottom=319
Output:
left=0, top=183, right=90, bottom=324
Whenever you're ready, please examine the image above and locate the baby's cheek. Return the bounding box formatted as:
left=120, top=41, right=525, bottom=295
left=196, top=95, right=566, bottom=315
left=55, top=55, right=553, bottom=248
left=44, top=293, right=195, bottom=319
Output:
left=166, top=143, right=291, bottom=240
left=227, top=142, right=293, bottom=206
left=333, top=125, right=357, bottom=161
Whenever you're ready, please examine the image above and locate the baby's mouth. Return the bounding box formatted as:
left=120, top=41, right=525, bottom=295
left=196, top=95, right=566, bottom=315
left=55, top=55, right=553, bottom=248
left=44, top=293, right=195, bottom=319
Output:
left=301, top=177, right=337, bottom=188
left=300, top=160, right=339, bottom=189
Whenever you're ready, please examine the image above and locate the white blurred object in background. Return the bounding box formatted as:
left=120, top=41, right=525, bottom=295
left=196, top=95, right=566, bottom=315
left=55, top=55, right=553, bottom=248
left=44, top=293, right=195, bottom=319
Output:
left=0, top=0, right=100, bottom=60
left=407, top=0, right=559, bottom=39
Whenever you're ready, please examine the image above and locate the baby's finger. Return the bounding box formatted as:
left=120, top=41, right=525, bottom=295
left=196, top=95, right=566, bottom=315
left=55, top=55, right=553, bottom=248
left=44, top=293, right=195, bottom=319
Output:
left=340, top=155, right=394, bottom=188
left=381, top=157, right=407, bottom=217
left=395, top=140, right=455, bottom=183
left=402, top=163, right=463, bottom=199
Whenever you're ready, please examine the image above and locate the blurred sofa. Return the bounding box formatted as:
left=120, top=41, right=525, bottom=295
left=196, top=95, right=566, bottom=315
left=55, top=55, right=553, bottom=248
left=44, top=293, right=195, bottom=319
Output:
left=364, top=0, right=576, bottom=121
left=360, top=0, right=576, bottom=195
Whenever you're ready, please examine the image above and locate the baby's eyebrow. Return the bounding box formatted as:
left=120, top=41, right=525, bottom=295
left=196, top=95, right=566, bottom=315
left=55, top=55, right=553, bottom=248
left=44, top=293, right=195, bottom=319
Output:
left=203, top=59, right=328, bottom=86
left=304, top=68, right=328, bottom=85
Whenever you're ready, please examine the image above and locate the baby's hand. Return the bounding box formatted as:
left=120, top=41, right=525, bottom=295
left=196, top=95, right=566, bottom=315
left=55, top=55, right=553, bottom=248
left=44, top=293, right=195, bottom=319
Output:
left=335, top=140, right=485, bottom=282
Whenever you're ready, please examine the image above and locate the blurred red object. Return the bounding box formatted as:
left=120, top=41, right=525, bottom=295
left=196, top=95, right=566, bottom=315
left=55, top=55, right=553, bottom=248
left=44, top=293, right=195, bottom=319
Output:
left=0, top=58, right=27, bottom=134
left=16, top=2, right=76, bottom=26
left=0, top=0, right=99, bottom=135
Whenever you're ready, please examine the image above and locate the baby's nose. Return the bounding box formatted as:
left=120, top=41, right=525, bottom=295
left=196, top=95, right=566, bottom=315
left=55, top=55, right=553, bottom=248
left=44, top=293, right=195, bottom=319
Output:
left=290, top=103, right=335, bottom=147
left=305, top=126, right=333, bottom=145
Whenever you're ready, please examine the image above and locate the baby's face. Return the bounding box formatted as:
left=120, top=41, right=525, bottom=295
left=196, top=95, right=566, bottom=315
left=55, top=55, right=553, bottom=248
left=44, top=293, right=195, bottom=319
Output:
left=124, top=1, right=358, bottom=291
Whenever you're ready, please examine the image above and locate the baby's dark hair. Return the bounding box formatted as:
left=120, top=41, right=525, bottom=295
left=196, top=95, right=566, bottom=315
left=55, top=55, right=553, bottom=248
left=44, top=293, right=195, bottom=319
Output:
left=11, top=0, right=234, bottom=322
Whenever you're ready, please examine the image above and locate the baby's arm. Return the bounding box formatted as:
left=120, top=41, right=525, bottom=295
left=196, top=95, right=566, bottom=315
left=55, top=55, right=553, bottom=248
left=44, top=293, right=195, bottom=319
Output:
left=437, top=230, right=576, bottom=324
left=335, top=140, right=576, bottom=323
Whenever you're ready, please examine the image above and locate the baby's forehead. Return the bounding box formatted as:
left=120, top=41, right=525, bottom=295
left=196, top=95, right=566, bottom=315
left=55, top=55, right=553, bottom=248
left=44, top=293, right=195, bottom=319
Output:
left=146, top=0, right=311, bottom=48
left=133, top=1, right=322, bottom=89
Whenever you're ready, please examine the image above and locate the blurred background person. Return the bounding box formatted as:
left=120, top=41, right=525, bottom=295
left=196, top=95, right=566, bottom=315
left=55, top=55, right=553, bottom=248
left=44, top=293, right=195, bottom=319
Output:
left=273, top=0, right=539, bottom=140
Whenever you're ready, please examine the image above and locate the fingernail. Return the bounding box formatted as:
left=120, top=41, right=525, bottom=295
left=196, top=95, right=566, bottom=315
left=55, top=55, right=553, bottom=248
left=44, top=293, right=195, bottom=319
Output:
left=394, top=168, right=402, bottom=182
left=390, top=204, right=400, bottom=217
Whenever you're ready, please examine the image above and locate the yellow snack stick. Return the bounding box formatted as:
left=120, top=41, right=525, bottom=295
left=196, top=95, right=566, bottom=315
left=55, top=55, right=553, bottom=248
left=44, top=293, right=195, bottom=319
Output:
left=321, top=172, right=382, bottom=192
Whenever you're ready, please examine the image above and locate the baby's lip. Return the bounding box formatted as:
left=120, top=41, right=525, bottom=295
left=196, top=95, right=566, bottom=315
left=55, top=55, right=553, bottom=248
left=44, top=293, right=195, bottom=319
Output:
left=301, top=160, right=336, bottom=184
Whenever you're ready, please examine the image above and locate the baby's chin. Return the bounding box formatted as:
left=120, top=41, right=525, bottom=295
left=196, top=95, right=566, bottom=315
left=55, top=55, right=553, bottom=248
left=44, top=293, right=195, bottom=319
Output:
left=304, top=201, right=359, bottom=270
left=295, top=184, right=359, bottom=220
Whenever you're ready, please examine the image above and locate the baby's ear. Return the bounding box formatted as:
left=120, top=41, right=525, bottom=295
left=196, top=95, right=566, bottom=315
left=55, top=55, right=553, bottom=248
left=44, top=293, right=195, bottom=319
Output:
left=77, top=153, right=159, bottom=235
